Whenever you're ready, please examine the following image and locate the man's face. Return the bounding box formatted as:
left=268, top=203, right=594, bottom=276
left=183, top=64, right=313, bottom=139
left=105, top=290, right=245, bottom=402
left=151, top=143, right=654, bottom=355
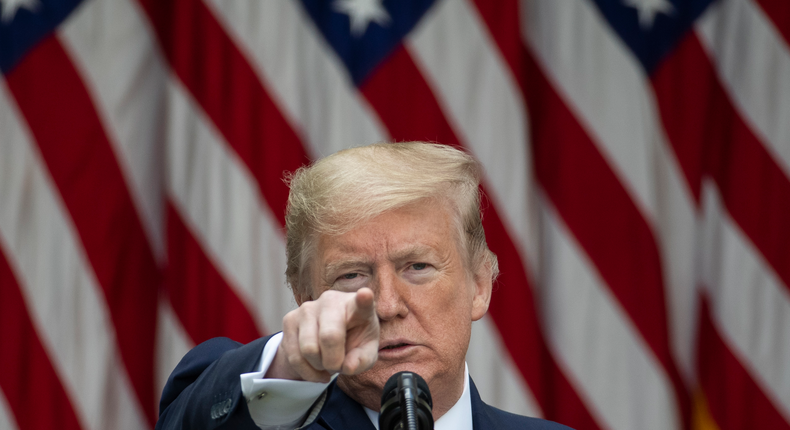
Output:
left=306, top=198, right=492, bottom=410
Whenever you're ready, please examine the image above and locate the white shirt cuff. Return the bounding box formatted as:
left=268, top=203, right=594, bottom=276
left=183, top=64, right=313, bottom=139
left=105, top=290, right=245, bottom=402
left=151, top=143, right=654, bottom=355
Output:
left=240, top=333, right=333, bottom=429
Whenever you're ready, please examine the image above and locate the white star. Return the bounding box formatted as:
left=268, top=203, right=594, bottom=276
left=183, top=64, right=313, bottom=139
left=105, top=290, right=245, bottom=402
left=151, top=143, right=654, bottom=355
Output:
left=333, top=0, right=391, bottom=37
left=1, top=0, right=39, bottom=23
left=622, top=0, right=674, bottom=29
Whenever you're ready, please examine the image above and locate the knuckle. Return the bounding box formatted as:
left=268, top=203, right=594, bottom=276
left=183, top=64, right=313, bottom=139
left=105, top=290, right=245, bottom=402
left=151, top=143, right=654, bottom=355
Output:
left=287, top=352, right=304, bottom=367
left=319, top=328, right=345, bottom=346
left=284, top=343, right=300, bottom=359
left=281, top=337, right=297, bottom=355
left=283, top=311, right=299, bottom=328
left=300, top=301, right=317, bottom=314
left=300, top=342, right=320, bottom=358
left=293, top=362, right=321, bottom=381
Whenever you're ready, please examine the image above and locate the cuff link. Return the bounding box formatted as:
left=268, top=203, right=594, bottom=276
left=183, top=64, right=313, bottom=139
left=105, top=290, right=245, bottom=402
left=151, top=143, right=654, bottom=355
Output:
left=210, top=398, right=232, bottom=419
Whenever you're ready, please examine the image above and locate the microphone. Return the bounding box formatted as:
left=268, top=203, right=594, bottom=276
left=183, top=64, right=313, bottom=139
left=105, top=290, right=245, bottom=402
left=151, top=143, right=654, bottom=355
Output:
left=379, top=371, right=434, bottom=430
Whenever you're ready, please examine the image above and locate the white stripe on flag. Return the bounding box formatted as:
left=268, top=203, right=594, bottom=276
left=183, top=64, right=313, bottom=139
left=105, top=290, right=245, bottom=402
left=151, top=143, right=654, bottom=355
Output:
left=203, top=0, right=389, bottom=157
left=59, top=0, right=211, bottom=395
left=697, top=0, right=790, bottom=180
left=699, top=181, right=790, bottom=421
left=522, top=0, right=657, bottom=218
left=58, top=0, right=168, bottom=262
left=540, top=196, right=680, bottom=430
left=521, top=0, right=700, bottom=382
left=0, top=390, right=18, bottom=430
left=0, top=82, right=148, bottom=430
left=165, top=78, right=293, bottom=334
left=408, top=0, right=540, bottom=275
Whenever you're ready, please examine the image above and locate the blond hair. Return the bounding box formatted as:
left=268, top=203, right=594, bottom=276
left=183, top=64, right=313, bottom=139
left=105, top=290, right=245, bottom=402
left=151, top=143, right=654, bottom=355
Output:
left=284, top=142, right=498, bottom=295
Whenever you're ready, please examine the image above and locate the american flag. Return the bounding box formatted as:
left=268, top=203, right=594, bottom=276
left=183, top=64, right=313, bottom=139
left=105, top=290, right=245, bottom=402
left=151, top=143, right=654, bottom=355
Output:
left=1, top=0, right=789, bottom=429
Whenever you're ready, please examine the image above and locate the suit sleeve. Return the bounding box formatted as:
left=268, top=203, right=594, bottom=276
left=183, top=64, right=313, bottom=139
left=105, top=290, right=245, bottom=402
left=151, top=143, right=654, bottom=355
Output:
left=240, top=332, right=332, bottom=428
left=155, top=336, right=271, bottom=430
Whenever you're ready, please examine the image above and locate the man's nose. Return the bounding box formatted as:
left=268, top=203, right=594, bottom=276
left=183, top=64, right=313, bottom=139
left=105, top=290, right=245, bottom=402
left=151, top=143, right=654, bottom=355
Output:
left=374, top=268, right=409, bottom=321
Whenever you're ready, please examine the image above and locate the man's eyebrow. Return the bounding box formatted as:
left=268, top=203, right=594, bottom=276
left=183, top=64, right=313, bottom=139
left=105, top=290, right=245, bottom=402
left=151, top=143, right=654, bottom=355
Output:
left=322, top=245, right=437, bottom=272
left=323, top=259, right=372, bottom=275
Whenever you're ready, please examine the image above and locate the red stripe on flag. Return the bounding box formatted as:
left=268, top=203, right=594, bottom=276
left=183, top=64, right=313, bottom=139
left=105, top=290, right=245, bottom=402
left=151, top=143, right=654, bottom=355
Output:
left=483, top=202, right=604, bottom=430
left=697, top=296, right=790, bottom=430
left=653, top=33, right=790, bottom=296
left=4, top=35, right=160, bottom=426
left=166, top=203, right=263, bottom=344
left=521, top=46, right=691, bottom=429
left=472, top=0, right=691, bottom=426
left=136, top=0, right=310, bottom=226
left=469, top=0, right=523, bottom=88
left=753, top=0, right=790, bottom=48
left=360, top=44, right=601, bottom=429
left=0, top=249, right=84, bottom=430
left=359, top=45, right=458, bottom=143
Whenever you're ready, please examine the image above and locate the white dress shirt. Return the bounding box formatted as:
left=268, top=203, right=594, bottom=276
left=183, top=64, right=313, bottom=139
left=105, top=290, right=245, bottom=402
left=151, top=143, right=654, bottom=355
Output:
left=240, top=333, right=473, bottom=430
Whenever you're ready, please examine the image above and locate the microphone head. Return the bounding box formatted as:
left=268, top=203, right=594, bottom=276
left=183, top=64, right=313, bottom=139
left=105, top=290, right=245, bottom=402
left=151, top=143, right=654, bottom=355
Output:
left=380, top=371, right=433, bottom=430
left=381, top=371, right=433, bottom=408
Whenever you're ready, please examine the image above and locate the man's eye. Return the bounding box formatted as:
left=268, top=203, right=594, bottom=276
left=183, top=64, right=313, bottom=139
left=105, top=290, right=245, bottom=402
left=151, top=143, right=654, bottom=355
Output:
left=411, top=263, right=428, bottom=270
left=341, top=273, right=358, bottom=280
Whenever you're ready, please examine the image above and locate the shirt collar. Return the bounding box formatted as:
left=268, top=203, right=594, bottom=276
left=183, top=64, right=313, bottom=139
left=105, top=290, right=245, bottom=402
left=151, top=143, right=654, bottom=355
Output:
left=363, top=364, right=473, bottom=430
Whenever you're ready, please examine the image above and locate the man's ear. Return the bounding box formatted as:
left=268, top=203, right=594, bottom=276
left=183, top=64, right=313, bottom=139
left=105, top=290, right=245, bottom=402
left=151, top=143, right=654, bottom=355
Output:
left=471, top=260, right=493, bottom=321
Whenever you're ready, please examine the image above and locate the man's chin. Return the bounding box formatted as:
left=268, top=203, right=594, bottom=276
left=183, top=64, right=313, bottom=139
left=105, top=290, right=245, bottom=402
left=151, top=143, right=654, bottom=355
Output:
left=337, top=361, right=433, bottom=411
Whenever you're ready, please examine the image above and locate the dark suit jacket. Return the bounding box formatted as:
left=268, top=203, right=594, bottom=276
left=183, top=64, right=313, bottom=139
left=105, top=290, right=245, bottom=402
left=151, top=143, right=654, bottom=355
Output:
left=156, top=335, right=572, bottom=430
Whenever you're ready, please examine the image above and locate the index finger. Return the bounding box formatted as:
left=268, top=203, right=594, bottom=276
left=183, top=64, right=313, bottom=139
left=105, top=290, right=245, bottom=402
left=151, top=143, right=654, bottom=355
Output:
left=347, top=287, right=375, bottom=323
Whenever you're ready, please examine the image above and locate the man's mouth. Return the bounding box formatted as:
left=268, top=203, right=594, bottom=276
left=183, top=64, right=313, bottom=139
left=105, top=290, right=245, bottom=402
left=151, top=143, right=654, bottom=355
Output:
left=380, top=343, right=409, bottom=351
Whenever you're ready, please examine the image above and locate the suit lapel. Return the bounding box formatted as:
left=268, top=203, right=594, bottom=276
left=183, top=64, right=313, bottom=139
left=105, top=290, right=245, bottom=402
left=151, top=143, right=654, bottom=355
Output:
left=470, top=378, right=495, bottom=430
left=308, top=381, right=376, bottom=430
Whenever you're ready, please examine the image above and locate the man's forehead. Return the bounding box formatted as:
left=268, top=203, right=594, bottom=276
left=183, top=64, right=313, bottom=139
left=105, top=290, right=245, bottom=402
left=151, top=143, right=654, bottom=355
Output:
left=311, top=198, right=464, bottom=273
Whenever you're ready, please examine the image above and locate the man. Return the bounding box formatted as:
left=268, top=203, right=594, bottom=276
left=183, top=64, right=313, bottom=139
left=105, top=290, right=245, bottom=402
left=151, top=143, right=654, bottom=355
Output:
left=156, top=142, right=571, bottom=429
